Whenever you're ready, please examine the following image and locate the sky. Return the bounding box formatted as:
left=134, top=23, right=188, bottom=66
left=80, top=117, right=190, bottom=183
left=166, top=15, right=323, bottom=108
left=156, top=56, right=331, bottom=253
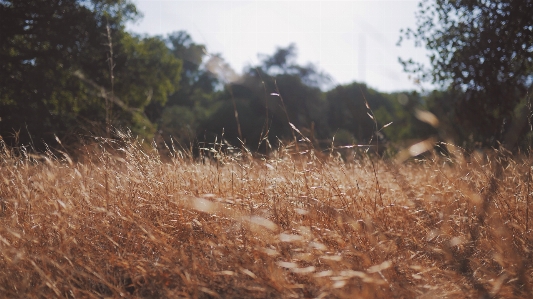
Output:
left=127, top=0, right=432, bottom=93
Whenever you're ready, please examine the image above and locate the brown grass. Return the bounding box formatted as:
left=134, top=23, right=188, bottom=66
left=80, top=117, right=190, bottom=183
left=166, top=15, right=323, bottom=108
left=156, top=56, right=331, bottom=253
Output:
left=0, top=136, right=531, bottom=298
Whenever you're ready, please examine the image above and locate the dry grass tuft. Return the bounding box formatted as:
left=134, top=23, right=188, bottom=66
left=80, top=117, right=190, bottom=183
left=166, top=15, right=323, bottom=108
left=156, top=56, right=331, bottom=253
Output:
left=0, top=136, right=532, bottom=298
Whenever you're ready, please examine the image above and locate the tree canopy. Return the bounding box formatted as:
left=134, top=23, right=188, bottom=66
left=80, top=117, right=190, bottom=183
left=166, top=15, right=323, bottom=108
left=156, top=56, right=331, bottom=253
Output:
left=0, top=0, right=181, bottom=148
left=400, top=0, right=533, bottom=146
left=0, top=2, right=440, bottom=156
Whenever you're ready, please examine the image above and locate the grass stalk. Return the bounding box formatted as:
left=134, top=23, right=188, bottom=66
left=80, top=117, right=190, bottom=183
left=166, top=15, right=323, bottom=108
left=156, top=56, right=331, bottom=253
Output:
left=0, top=135, right=531, bottom=298
left=105, top=21, right=115, bottom=138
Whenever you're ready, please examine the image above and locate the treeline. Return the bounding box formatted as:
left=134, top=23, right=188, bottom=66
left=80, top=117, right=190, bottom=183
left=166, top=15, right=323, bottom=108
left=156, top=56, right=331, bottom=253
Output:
left=190, top=44, right=440, bottom=154
left=1, top=0, right=531, bottom=155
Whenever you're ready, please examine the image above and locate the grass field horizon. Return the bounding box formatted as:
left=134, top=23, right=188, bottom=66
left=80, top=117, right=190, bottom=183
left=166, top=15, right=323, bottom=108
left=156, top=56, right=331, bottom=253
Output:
left=0, top=134, right=532, bottom=298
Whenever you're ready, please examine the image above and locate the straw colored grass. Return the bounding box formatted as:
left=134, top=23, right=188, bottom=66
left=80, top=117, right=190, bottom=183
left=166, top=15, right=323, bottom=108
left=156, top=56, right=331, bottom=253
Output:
left=0, top=137, right=531, bottom=298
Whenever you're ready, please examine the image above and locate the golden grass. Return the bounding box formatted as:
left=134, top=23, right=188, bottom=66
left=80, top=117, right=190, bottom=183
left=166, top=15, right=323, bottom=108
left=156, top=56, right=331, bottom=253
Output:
left=0, top=137, right=531, bottom=298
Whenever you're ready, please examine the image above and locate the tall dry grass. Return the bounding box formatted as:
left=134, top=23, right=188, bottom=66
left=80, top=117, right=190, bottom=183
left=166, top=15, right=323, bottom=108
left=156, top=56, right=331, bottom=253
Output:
left=0, top=136, right=531, bottom=298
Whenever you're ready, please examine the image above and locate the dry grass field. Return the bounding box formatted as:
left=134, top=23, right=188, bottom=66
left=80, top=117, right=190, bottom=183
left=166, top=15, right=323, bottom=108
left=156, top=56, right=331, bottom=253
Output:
left=0, top=135, right=532, bottom=298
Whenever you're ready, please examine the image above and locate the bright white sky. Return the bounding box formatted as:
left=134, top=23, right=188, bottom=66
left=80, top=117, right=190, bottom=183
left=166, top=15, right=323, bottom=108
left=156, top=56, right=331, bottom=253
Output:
left=127, top=0, right=431, bottom=92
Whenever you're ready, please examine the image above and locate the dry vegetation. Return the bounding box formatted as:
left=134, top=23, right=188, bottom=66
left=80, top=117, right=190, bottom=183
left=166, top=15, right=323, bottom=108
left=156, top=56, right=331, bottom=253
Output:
left=0, top=135, right=532, bottom=298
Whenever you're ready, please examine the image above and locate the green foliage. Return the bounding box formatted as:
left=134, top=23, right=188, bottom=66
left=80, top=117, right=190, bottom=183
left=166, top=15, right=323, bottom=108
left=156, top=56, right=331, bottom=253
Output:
left=1, top=0, right=473, bottom=154
left=173, top=43, right=437, bottom=153
left=195, top=45, right=331, bottom=150
left=325, top=83, right=436, bottom=147
left=1, top=0, right=108, bottom=145
left=178, top=44, right=435, bottom=155
left=400, top=0, right=533, bottom=146
left=116, top=34, right=181, bottom=108
left=159, top=91, right=220, bottom=147
left=326, top=83, right=379, bottom=143
left=0, top=0, right=182, bottom=147
left=332, top=129, right=356, bottom=145
left=151, top=31, right=219, bottom=147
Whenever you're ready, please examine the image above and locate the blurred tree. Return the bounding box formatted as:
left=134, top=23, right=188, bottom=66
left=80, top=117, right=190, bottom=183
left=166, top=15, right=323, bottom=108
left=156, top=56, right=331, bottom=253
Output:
left=168, top=31, right=218, bottom=99
left=0, top=0, right=182, bottom=148
left=147, top=30, right=218, bottom=116
left=0, top=0, right=133, bottom=146
left=199, top=44, right=434, bottom=153
left=257, top=43, right=331, bottom=89
left=325, top=83, right=424, bottom=144
left=111, top=34, right=181, bottom=133
left=152, top=31, right=219, bottom=147
left=200, top=44, right=330, bottom=150
left=399, top=0, right=533, bottom=147
left=326, top=83, right=381, bottom=144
